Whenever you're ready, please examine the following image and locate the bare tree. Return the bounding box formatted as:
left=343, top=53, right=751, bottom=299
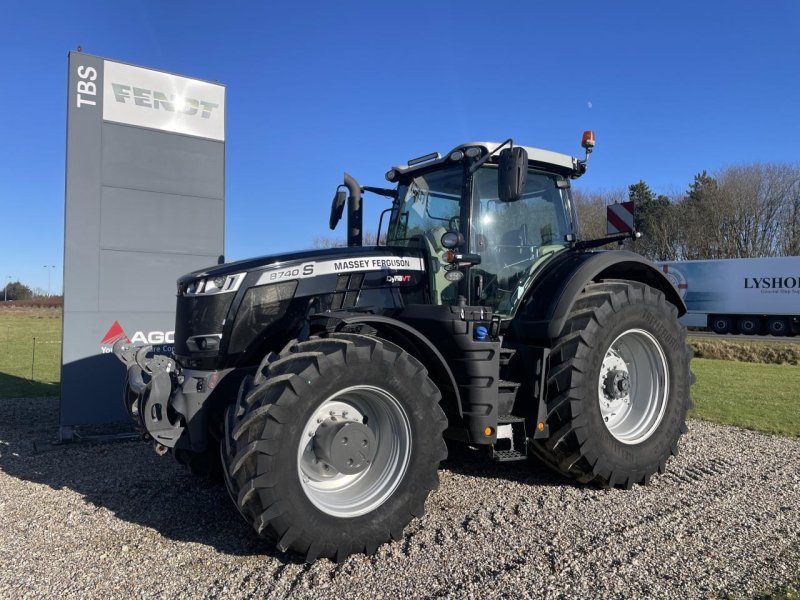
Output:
left=311, top=231, right=384, bottom=249
left=572, top=188, right=627, bottom=241
left=312, top=236, right=347, bottom=249
left=675, top=171, right=730, bottom=259
left=771, top=164, right=800, bottom=256
left=673, top=164, right=800, bottom=260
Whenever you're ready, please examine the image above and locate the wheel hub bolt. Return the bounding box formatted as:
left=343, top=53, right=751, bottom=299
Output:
left=604, top=370, right=630, bottom=399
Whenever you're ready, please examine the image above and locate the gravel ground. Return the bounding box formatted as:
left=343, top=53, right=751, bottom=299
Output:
left=1, top=397, right=798, bottom=599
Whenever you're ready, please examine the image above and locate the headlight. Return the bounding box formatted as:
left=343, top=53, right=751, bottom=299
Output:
left=183, top=272, right=246, bottom=296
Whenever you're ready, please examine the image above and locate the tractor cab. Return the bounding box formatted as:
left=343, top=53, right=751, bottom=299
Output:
left=381, top=139, right=589, bottom=316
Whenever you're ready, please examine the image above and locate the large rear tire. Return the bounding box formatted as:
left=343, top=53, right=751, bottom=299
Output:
left=221, top=333, right=447, bottom=562
left=529, top=281, right=693, bottom=488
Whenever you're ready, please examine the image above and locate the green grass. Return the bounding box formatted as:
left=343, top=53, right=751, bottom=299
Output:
left=0, top=307, right=62, bottom=397
left=690, top=358, right=800, bottom=437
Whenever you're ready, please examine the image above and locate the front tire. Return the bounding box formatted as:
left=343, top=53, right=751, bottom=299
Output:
left=221, top=333, right=447, bottom=562
left=529, top=281, right=693, bottom=488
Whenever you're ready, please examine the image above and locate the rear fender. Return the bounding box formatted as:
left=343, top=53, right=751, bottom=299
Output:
left=512, top=250, right=686, bottom=342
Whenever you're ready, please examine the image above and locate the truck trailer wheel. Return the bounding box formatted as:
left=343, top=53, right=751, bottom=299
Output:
left=710, top=315, right=734, bottom=335
left=221, top=333, right=447, bottom=562
left=529, top=281, right=693, bottom=488
left=738, top=316, right=762, bottom=336
left=767, top=316, right=790, bottom=337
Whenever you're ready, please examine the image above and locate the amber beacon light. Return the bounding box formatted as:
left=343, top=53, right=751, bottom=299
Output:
left=581, top=130, right=596, bottom=150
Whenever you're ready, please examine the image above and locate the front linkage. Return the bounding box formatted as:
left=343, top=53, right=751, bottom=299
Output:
left=113, top=340, right=230, bottom=455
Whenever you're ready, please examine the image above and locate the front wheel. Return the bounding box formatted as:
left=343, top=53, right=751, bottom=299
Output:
left=221, top=333, right=447, bottom=562
left=529, top=281, right=693, bottom=488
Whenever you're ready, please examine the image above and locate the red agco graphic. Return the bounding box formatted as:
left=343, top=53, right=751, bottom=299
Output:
left=100, top=320, right=175, bottom=353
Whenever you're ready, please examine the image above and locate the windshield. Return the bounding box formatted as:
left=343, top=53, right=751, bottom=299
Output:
left=385, top=163, right=575, bottom=313
left=386, top=167, right=463, bottom=244
left=386, top=167, right=463, bottom=303
left=471, top=167, right=574, bottom=315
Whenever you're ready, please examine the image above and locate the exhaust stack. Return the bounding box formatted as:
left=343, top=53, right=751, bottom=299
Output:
left=344, top=172, right=362, bottom=247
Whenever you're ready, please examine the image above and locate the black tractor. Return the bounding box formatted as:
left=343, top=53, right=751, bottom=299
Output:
left=114, top=134, right=693, bottom=562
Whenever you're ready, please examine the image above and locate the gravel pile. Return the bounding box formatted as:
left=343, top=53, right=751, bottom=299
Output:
left=1, top=396, right=797, bottom=599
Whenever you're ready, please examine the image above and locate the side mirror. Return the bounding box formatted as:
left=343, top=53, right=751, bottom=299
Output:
left=329, top=189, right=346, bottom=230
left=498, top=146, right=528, bottom=202
left=440, top=230, right=465, bottom=249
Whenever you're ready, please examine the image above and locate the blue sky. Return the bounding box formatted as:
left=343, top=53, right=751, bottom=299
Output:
left=2, top=1, right=799, bottom=293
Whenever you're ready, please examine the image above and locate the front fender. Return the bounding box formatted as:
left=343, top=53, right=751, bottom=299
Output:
left=512, top=250, right=686, bottom=342
left=310, top=312, right=463, bottom=419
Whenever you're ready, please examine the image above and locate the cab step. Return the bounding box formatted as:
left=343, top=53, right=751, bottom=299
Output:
left=498, top=379, right=521, bottom=414
left=491, top=415, right=527, bottom=462
left=499, top=348, right=516, bottom=367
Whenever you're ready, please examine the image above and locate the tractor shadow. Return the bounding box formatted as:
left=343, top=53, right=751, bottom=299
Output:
left=0, top=372, right=60, bottom=399
left=0, top=396, right=580, bottom=563
left=440, top=441, right=587, bottom=489
left=0, top=396, right=303, bottom=563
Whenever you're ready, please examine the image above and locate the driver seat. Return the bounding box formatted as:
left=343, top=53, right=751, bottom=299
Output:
left=499, top=226, right=525, bottom=267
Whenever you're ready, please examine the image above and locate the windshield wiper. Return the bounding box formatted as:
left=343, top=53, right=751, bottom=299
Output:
left=362, top=185, right=397, bottom=199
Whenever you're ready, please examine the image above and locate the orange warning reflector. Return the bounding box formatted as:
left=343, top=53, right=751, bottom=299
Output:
left=484, top=426, right=494, bottom=437
left=537, top=422, right=545, bottom=432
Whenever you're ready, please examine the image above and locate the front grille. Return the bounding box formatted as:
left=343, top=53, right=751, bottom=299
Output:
left=228, top=281, right=298, bottom=354
left=174, top=294, right=233, bottom=356
left=330, top=273, right=365, bottom=310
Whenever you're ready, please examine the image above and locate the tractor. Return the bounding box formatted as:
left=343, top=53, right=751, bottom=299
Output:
left=114, top=134, right=693, bottom=562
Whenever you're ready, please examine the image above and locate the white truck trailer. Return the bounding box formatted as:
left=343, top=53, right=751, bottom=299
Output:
left=657, top=257, right=800, bottom=336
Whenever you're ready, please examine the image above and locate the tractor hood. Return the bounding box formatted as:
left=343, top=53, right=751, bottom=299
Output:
left=178, top=246, right=424, bottom=284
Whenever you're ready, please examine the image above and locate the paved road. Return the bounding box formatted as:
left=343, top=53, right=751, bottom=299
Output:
left=1, top=397, right=798, bottom=599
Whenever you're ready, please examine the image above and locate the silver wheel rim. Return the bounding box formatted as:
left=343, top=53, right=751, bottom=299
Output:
left=597, top=328, right=669, bottom=445
left=297, top=386, right=412, bottom=518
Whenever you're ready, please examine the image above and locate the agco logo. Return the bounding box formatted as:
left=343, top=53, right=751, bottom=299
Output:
left=111, top=83, right=219, bottom=119
left=100, top=320, right=175, bottom=353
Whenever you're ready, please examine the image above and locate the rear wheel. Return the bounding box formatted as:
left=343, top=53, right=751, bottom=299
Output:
left=529, top=281, right=693, bottom=488
left=221, top=333, right=447, bottom=562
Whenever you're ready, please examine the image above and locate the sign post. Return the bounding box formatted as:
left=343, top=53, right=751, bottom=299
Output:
left=61, top=52, right=226, bottom=439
